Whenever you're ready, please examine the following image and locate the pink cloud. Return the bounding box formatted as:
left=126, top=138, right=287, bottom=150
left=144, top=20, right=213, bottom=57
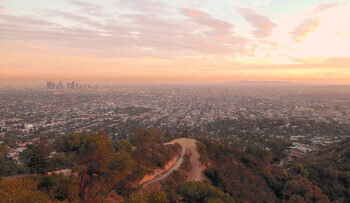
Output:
left=0, top=6, right=5, bottom=14
left=43, top=10, right=104, bottom=28
left=313, top=2, right=340, bottom=13
left=290, top=18, right=320, bottom=42
left=0, top=9, right=249, bottom=56
left=236, top=7, right=276, bottom=38
left=178, top=8, right=236, bottom=42
left=119, top=0, right=170, bottom=15
left=67, top=0, right=107, bottom=17
left=179, top=8, right=233, bottom=30
left=290, top=3, right=340, bottom=42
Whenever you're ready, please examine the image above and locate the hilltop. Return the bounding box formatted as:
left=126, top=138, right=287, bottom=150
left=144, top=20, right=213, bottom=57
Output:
left=0, top=129, right=348, bottom=202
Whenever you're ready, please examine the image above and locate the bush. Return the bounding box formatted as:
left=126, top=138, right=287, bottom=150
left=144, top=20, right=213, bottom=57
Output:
left=176, top=181, right=235, bottom=203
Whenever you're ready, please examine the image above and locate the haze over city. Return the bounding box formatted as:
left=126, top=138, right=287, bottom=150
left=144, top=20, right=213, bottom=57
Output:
left=1, top=1, right=350, bottom=202
left=1, top=0, right=350, bottom=84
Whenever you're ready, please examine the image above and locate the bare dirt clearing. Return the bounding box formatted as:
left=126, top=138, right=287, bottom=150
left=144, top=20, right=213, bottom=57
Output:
left=142, top=138, right=205, bottom=189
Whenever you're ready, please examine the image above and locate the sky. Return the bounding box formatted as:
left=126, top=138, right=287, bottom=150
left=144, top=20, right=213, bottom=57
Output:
left=0, top=0, right=350, bottom=84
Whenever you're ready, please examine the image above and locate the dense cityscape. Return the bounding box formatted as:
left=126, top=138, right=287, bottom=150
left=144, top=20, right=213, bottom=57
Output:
left=1, top=82, right=349, bottom=164
left=1, top=0, right=350, bottom=201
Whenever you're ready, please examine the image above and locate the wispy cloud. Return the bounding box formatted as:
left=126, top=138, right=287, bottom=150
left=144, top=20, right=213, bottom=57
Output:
left=0, top=7, right=250, bottom=56
left=312, top=2, right=340, bottom=13
left=236, top=7, right=276, bottom=38
left=291, top=2, right=341, bottom=42
left=290, top=18, right=321, bottom=42
left=67, top=0, right=107, bottom=17
left=43, top=10, right=104, bottom=28
left=179, top=8, right=235, bottom=41
left=119, top=0, right=170, bottom=15
left=1, top=0, right=349, bottom=83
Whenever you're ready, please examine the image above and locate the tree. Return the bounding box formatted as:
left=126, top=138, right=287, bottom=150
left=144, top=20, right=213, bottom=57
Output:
left=20, top=137, right=52, bottom=175
left=123, top=191, right=169, bottom=203
left=0, top=144, right=18, bottom=176
left=282, top=176, right=329, bottom=203
left=49, top=152, right=74, bottom=170
left=147, top=191, right=169, bottom=203
left=0, top=178, right=50, bottom=203
left=54, top=131, right=116, bottom=201
left=76, top=132, right=115, bottom=200
left=118, top=139, right=132, bottom=153
left=37, top=174, right=79, bottom=202
left=176, top=181, right=235, bottom=203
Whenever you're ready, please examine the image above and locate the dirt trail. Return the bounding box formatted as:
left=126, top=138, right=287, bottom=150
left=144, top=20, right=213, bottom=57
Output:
left=142, top=138, right=205, bottom=188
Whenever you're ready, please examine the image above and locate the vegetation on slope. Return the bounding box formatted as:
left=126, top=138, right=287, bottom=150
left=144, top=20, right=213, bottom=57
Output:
left=197, top=138, right=330, bottom=203
left=0, top=128, right=349, bottom=203
left=297, top=138, right=350, bottom=202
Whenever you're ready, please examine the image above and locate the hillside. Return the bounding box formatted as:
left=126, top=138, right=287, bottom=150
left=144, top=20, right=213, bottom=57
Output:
left=196, top=137, right=330, bottom=203
left=298, top=138, right=350, bottom=202
left=0, top=129, right=349, bottom=202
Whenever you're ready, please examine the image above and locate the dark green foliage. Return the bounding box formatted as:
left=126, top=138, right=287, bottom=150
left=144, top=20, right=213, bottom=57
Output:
left=53, top=131, right=119, bottom=201
left=282, top=176, right=329, bottom=203
left=198, top=138, right=330, bottom=203
left=176, top=181, right=235, bottom=203
left=0, top=178, right=50, bottom=203
left=51, top=129, right=181, bottom=200
left=166, top=189, right=182, bottom=203
left=290, top=163, right=309, bottom=177
left=0, top=144, right=19, bottom=176
left=49, top=152, right=74, bottom=170
left=123, top=191, right=169, bottom=203
left=199, top=138, right=276, bottom=202
left=147, top=191, right=169, bottom=203
left=37, top=174, right=79, bottom=201
left=297, top=138, right=350, bottom=202
left=54, top=131, right=115, bottom=174
left=20, top=137, right=52, bottom=175
left=118, top=139, right=132, bottom=153
left=132, top=129, right=181, bottom=169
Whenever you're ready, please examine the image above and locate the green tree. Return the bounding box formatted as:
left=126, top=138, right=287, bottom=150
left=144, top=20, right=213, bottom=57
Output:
left=147, top=191, right=169, bottom=203
left=20, top=137, right=52, bottom=175
left=76, top=132, right=115, bottom=200
left=282, top=176, right=329, bottom=203
left=176, top=181, right=235, bottom=203
left=0, top=144, right=18, bottom=176
left=54, top=131, right=117, bottom=201
left=0, top=178, right=50, bottom=203
left=118, top=139, right=132, bottom=153
left=37, top=174, right=79, bottom=202
left=123, top=191, right=169, bottom=203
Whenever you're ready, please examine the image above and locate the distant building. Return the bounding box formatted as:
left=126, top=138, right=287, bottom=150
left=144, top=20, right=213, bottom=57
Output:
left=46, top=81, right=56, bottom=89
left=58, top=81, right=64, bottom=89
left=24, top=123, right=33, bottom=129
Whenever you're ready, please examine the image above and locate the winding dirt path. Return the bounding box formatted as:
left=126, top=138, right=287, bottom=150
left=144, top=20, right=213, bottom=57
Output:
left=142, top=138, right=205, bottom=188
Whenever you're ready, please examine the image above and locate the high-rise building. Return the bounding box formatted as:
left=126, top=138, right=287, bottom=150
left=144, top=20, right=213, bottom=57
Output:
left=46, top=81, right=56, bottom=89
left=58, top=81, right=63, bottom=89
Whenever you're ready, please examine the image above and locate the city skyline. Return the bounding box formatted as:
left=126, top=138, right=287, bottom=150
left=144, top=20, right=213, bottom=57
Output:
left=1, top=0, right=350, bottom=84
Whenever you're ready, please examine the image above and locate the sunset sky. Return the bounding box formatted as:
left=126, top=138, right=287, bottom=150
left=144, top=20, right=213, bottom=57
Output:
left=1, top=0, right=350, bottom=84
